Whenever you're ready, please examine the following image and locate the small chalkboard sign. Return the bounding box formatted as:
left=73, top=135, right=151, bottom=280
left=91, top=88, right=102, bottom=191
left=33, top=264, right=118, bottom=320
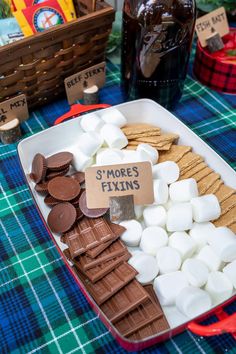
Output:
left=85, top=162, right=154, bottom=209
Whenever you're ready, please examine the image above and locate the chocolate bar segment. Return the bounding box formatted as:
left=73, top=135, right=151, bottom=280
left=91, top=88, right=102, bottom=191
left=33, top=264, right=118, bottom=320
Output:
left=101, top=279, right=149, bottom=323
left=78, top=240, right=127, bottom=270
left=74, top=251, right=131, bottom=283
left=75, top=262, right=137, bottom=305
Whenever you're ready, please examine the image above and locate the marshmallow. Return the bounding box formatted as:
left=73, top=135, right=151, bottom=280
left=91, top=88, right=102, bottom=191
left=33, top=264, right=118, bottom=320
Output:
left=189, top=222, right=215, bottom=251
left=134, top=205, right=143, bottom=219
left=205, top=271, right=233, bottom=304
left=152, top=161, right=180, bottom=184
left=100, top=108, right=127, bottom=127
left=169, top=178, right=198, bottom=202
left=127, top=247, right=142, bottom=257
left=153, top=271, right=189, bottom=306
left=176, top=286, right=212, bottom=318
left=207, top=226, right=236, bottom=262
left=80, top=113, right=104, bottom=132
left=119, top=219, right=142, bottom=247
left=196, top=245, right=223, bottom=271
left=182, top=259, right=209, bottom=287
left=162, top=306, right=189, bottom=328
left=143, top=205, right=167, bottom=227
left=122, top=150, right=140, bottom=163
left=191, top=194, right=221, bottom=223
left=140, top=227, right=168, bottom=256
left=136, top=149, right=153, bottom=163
left=166, top=203, right=193, bottom=232
left=137, top=143, right=159, bottom=165
left=71, top=148, right=93, bottom=172
left=77, top=131, right=103, bottom=157
left=156, top=246, right=182, bottom=274
left=223, top=260, right=236, bottom=289
left=96, top=148, right=123, bottom=166
left=168, top=232, right=197, bottom=260
left=128, top=253, right=159, bottom=284
left=100, top=124, right=128, bottom=149
left=153, top=179, right=169, bottom=205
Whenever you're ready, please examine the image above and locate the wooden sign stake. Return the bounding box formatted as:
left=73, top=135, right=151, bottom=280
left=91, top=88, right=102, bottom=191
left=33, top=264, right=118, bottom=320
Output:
left=109, top=195, right=135, bottom=222
left=206, top=28, right=224, bottom=53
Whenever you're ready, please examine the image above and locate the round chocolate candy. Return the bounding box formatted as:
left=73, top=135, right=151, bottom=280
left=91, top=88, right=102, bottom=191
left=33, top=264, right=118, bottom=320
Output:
left=71, top=171, right=85, bottom=184
left=46, top=166, right=69, bottom=180
left=47, top=202, right=76, bottom=233
left=47, top=152, right=73, bottom=171
left=31, top=153, right=47, bottom=183
left=48, top=176, right=81, bottom=201
left=44, top=194, right=61, bottom=207
left=79, top=190, right=108, bottom=218
left=35, top=181, right=48, bottom=194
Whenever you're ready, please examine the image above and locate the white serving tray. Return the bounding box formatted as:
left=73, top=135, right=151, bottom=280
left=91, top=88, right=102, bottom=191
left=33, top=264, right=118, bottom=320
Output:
left=17, top=99, right=236, bottom=345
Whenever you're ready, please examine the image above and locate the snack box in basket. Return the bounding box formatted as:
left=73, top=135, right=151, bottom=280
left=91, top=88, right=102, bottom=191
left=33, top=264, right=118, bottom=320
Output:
left=17, top=99, right=236, bottom=351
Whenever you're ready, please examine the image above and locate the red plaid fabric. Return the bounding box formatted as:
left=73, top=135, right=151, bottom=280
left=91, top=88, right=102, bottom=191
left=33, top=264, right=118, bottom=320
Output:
left=193, top=41, right=236, bottom=94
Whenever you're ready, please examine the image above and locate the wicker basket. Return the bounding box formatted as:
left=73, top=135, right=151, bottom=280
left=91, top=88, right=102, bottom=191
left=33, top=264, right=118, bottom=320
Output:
left=0, top=1, right=115, bottom=108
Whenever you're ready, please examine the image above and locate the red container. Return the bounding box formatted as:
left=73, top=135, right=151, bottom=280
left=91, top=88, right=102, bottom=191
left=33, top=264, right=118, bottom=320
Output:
left=193, top=29, right=236, bottom=94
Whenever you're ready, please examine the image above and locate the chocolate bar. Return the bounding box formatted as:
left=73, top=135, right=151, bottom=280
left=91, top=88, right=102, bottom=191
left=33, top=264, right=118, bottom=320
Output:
left=74, top=251, right=131, bottom=283
left=75, top=262, right=137, bottom=305
left=100, top=279, right=149, bottom=323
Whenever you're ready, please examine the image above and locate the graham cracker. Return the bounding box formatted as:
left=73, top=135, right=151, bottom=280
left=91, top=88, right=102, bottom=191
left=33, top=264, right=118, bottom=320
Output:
left=179, top=153, right=204, bottom=175
left=122, top=124, right=161, bottom=139
left=213, top=205, right=236, bottom=227
left=206, top=179, right=224, bottom=194
left=158, top=145, right=192, bottom=163
left=220, top=194, right=236, bottom=216
left=133, top=133, right=179, bottom=145
left=190, top=167, right=213, bottom=183
left=198, top=172, right=221, bottom=195
left=179, top=162, right=207, bottom=180
left=215, top=184, right=236, bottom=203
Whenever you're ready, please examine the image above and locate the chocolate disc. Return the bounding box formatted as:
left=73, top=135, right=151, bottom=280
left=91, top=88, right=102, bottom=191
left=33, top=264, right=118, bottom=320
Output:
left=46, top=166, right=69, bottom=180
left=44, top=194, right=60, bottom=207
left=31, top=153, right=47, bottom=183
left=76, top=207, right=84, bottom=220
left=47, top=152, right=73, bottom=171
left=47, top=202, right=76, bottom=233
left=48, top=176, right=81, bottom=201
left=79, top=190, right=108, bottom=218
left=71, top=171, right=85, bottom=184
left=35, top=181, right=48, bottom=194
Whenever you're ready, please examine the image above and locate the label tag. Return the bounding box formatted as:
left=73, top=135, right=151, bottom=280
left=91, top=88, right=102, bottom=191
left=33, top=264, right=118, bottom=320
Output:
left=195, top=7, right=229, bottom=47
left=85, top=162, right=154, bottom=208
left=0, top=94, right=29, bottom=127
left=64, top=62, right=106, bottom=105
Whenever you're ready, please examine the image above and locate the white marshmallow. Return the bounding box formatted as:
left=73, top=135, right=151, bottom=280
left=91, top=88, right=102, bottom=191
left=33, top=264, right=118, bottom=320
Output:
left=153, top=271, right=189, bottom=306
left=77, top=131, right=103, bottom=157
left=134, top=205, right=143, bottom=219
left=169, top=178, right=198, bottom=202
left=191, top=194, right=221, bottom=223
left=153, top=179, right=169, bottom=205
left=196, top=245, right=223, bottom=271
left=143, top=205, right=167, bottom=227
left=71, top=148, right=93, bottom=172
left=163, top=199, right=176, bottom=211
left=205, top=271, right=233, bottom=304
left=176, top=286, right=212, bottom=318
left=168, top=232, right=196, bottom=260
left=223, top=260, right=236, bottom=289
left=122, top=150, right=140, bottom=163
left=80, top=113, right=104, bottom=132
left=137, top=143, right=159, bottom=165
left=128, top=253, right=159, bottom=284
left=127, top=247, right=142, bottom=257
left=152, top=161, right=180, bottom=184
left=100, top=108, right=127, bottom=127
left=189, top=222, right=216, bottom=252
left=119, top=219, right=142, bottom=247
left=162, top=306, right=189, bottom=328
left=100, top=124, right=128, bottom=149
left=140, top=227, right=168, bottom=256
left=166, top=203, right=193, bottom=232
left=182, top=258, right=209, bottom=287
left=207, top=227, right=236, bottom=263
left=136, top=149, right=153, bottom=163
left=96, top=148, right=123, bottom=166
left=156, top=247, right=182, bottom=274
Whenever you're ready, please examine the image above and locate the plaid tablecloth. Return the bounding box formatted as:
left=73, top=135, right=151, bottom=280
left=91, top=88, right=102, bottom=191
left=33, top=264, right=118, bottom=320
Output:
left=0, top=48, right=236, bottom=354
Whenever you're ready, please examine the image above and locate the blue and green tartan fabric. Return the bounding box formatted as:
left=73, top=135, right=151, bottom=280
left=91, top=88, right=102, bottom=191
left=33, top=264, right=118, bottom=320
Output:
left=0, top=54, right=236, bottom=354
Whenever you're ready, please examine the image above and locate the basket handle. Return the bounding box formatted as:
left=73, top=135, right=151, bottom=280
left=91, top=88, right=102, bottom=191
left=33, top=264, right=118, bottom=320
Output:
left=188, top=309, right=236, bottom=337
left=54, top=103, right=111, bottom=125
